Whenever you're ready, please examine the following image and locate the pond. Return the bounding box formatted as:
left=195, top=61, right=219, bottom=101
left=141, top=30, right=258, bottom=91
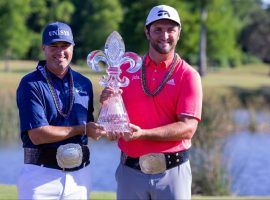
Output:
left=0, top=139, right=120, bottom=192
left=0, top=132, right=270, bottom=196
left=224, top=131, right=270, bottom=196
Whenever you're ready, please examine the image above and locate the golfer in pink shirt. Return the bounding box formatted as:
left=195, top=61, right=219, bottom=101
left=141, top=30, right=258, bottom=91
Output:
left=101, top=4, right=203, bottom=200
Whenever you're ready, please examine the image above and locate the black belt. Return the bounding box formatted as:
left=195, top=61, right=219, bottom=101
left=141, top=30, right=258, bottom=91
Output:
left=121, top=149, right=189, bottom=171
left=24, top=145, right=90, bottom=172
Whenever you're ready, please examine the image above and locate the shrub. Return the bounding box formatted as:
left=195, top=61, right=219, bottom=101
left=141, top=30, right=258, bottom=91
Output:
left=0, top=91, right=20, bottom=142
left=191, top=89, right=239, bottom=195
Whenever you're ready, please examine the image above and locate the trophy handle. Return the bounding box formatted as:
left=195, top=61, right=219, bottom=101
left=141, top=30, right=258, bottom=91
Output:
left=121, top=52, right=142, bottom=73
left=99, top=75, right=109, bottom=87
left=102, top=73, right=129, bottom=93
left=87, top=50, right=109, bottom=72
left=117, top=76, right=129, bottom=88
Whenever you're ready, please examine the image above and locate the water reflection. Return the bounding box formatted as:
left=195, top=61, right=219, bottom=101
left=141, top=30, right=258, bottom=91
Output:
left=0, top=132, right=270, bottom=195
left=224, top=131, right=270, bottom=196
left=0, top=139, right=120, bottom=192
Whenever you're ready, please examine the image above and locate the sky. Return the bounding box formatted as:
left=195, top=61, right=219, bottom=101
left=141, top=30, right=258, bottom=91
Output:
left=261, top=0, right=270, bottom=8
left=262, top=0, right=270, bottom=4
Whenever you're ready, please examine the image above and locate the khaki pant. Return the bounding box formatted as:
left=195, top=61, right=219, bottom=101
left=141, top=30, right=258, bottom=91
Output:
left=116, top=160, right=192, bottom=200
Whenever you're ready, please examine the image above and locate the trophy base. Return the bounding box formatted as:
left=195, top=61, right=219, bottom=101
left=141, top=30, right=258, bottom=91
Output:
left=97, top=93, right=131, bottom=133
left=98, top=121, right=131, bottom=133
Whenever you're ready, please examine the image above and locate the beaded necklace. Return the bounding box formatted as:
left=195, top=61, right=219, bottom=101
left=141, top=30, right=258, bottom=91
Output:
left=44, top=66, right=74, bottom=119
left=141, top=53, right=179, bottom=97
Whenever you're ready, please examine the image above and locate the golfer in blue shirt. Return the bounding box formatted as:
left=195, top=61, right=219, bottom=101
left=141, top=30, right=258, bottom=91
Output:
left=16, top=21, right=105, bottom=199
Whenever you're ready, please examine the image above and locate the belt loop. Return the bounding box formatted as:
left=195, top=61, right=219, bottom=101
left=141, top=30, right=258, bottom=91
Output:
left=121, top=151, right=128, bottom=164
left=83, top=122, right=87, bottom=135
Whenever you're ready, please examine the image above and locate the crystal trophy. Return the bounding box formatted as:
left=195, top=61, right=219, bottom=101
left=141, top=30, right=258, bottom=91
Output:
left=87, top=31, right=142, bottom=133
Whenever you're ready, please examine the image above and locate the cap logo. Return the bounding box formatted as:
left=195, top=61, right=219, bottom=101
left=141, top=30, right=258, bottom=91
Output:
left=49, top=29, right=70, bottom=37
left=158, top=10, right=170, bottom=17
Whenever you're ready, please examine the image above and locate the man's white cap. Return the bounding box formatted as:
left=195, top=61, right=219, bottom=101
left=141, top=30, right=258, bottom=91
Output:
left=145, top=5, right=181, bottom=26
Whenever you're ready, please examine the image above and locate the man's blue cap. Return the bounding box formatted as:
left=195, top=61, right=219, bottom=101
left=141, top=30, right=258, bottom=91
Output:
left=42, top=21, right=75, bottom=45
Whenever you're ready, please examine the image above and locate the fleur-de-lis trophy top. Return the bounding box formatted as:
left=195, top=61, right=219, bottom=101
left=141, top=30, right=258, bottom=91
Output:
left=87, top=31, right=142, bottom=133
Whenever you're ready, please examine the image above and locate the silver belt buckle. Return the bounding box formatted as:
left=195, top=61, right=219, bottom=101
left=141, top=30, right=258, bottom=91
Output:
left=56, top=143, right=83, bottom=169
left=139, top=153, right=166, bottom=174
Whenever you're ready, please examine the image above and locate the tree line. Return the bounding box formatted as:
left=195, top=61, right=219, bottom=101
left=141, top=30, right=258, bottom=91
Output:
left=0, top=0, right=269, bottom=74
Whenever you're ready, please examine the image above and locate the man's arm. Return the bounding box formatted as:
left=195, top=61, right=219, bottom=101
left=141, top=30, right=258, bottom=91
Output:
left=28, top=122, right=106, bottom=145
left=123, top=115, right=198, bottom=142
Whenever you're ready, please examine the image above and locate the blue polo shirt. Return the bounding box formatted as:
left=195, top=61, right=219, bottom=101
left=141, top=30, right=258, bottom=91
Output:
left=16, top=60, right=94, bottom=148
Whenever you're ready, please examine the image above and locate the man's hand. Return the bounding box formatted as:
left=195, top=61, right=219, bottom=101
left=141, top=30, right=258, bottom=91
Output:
left=100, top=86, right=123, bottom=104
left=105, top=131, right=123, bottom=141
left=102, top=123, right=144, bottom=142
left=121, top=123, right=143, bottom=141
left=104, top=127, right=134, bottom=141
left=86, top=122, right=107, bottom=140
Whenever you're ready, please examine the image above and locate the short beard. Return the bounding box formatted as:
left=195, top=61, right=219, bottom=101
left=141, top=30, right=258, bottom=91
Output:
left=150, top=42, right=175, bottom=54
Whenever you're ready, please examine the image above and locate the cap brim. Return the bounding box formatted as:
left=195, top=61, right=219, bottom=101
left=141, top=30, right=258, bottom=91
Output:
left=43, top=38, right=75, bottom=45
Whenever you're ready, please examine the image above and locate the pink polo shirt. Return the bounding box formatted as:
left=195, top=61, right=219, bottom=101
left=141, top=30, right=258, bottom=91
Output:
left=119, top=54, right=202, bottom=157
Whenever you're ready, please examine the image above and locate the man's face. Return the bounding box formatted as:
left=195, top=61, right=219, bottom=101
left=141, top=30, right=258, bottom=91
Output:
left=146, top=19, right=180, bottom=54
left=42, top=41, right=73, bottom=72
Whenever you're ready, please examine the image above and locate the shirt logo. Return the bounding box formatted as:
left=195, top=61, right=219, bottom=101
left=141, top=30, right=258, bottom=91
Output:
left=75, top=89, right=87, bottom=95
left=158, top=10, right=170, bottom=17
left=132, top=75, right=140, bottom=80
left=167, top=79, right=175, bottom=86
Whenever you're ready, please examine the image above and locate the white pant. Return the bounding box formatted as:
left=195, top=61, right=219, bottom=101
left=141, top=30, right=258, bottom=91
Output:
left=17, top=164, right=91, bottom=200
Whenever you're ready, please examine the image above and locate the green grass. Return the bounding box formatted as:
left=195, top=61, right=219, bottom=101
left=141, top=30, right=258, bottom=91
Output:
left=1, top=184, right=269, bottom=200
left=1, top=61, right=269, bottom=92
left=192, top=196, right=270, bottom=200
left=0, top=184, right=17, bottom=199
left=0, top=184, right=116, bottom=200
left=202, top=64, right=270, bottom=89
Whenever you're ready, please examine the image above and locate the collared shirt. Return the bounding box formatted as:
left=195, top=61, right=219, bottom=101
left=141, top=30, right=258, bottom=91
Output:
left=16, top=60, right=94, bottom=148
left=119, top=54, right=202, bottom=157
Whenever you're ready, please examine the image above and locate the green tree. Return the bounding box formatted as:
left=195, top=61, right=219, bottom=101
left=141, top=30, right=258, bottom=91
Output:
left=120, top=0, right=153, bottom=54
left=206, top=0, right=242, bottom=67
left=240, top=9, right=270, bottom=63
left=233, top=0, right=269, bottom=64
left=71, top=0, right=123, bottom=62
left=0, top=0, right=31, bottom=70
left=198, top=0, right=209, bottom=76
left=27, top=0, right=74, bottom=32
left=231, top=0, right=262, bottom=27
left=52, top=0, right=75, bottom=22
